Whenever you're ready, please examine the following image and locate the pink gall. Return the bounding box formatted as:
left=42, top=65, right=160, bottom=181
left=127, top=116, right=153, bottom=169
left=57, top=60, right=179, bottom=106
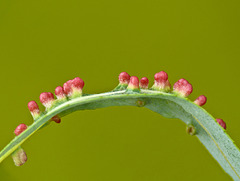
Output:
left=127, top=76, right=139, bottom=90
left=27, top=101, right=40, bottom=119
left=72, top=77, right=84, bottom=89
left=178, top=78, right=189, bottom=85
left=152, top=71, right=171, bottom=91
left=194, top=95, right=207, bottom=106
left=173, top=78, right=193, bottom=97
left=27, top=101, right=39, bottom=113
left=40, top=92, right=55, bottom=108
left=154, top=71, right=168, bottom=83
left=140, top=77, right=149, bottom=89
left=63, top=82, right=72, bottom=96
left=14, top=124, right=28, bottom=136
left=63, top=77, right=84, bottom=97
left=55, top=86, right=66, bottom=100
left=216, top=119, right=226, bottom=130
left=119, top=72, right=131, bottom=85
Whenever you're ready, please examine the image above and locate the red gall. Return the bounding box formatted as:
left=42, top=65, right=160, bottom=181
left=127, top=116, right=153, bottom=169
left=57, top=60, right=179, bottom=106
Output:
left=194, top=95, right=207, bottom=106
left=55, top=86, right=66, bottom=100
left=173, top=78, right=193, bottom=97
left=40, top=92, right=55, bottom=108
left=119, top=72, right=131, bottom=85
left=216, top=118, right=226, bottom=130
left=140, top=77, right=149, bottom=89
left=51, top=115, right=61, bottom=124
left=14, top=124, right=28, bottom=136
left=63, top=77, right=84, bottom=97
left=127, top=76, right=139, bottom=90
left=27, top=101, right=40, bottom=118
left=152, top=71, right=171, bottom=91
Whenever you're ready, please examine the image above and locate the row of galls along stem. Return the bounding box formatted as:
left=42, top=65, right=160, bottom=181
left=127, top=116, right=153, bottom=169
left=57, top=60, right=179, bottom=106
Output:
left=14, top=71, right=226, bottom=137
left=118, top=71, right=226, bottom=130
left=11, top=71, right=226, bottom=167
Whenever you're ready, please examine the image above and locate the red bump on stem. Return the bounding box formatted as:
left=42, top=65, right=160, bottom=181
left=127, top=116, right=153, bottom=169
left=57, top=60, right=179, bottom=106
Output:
left=28, top=101, right=40, bottom=114
left=51, top=115, right=61, bottom=124
left=63, top=82, right=72, bottom=96
left=119, top=72, right=131, bottom=85
left=178, top=78, right=189, bottom=85
left=55, top=86, right=66, bottom=99
left=39, top=92, right=55, bottom=108
left=14, top=124, right=28, bottom=136
left=152, top=71, right=171, bottom=91
left=47, top=92, right=54, bottom=99
left=173, top=78, right=193, bottom=97
left=216, top=118, right=226, bottom=129
left=72, top=77, right=84, bottom=89
left=194, top=95, right=207, bottom=106
left=140, top=77, right=149, bottom=89
left=127, top=76, right=139, bottom=89
left=154, top=71, right=168, bottom=83
left=28, top=100, right=40, bottom=119
left=63, top=78, right=84, bottom=97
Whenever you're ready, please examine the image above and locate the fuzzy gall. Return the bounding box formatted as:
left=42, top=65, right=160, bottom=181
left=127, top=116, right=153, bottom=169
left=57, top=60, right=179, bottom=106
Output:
left=55, top=86, right=67, bottom=100
left=173, top=78, right=193, bottom=97
left=152, top=71, right=171, bottom=92
left=28, top=101, right=40, bottom=119
left=12, top=148, right=27, bottom=166
left=40, top=92, right=55, bottom=109
left=194, top=95, right=207, bottom=106
left=140, top=77, right=149, bottom=89
left=119, top=72, right=131, bottom=85
left=127, top=76, right=139, bottom=90
left=14, top=124, right=28, bottom=136
left=63, top=77, right=84, bottom=97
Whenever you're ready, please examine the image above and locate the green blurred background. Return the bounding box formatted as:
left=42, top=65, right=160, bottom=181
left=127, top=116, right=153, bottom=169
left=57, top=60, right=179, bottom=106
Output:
left=0, top=0, right=239, bottom=180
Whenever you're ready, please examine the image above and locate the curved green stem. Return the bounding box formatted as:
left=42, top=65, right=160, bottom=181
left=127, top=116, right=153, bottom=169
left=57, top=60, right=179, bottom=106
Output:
left=0, top=90, right=240, bottom=180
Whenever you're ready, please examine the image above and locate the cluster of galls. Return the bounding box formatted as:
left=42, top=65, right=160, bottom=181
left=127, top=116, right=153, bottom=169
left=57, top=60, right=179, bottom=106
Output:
left=118, top=71, right=226, bottom=130
left=15, top=77, right=84, bottom=129
left=13, top=77, right=85, bottom=166
left=12, top=71, right=226, bottom=166
left=14, top=72, right=227, bottom=135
